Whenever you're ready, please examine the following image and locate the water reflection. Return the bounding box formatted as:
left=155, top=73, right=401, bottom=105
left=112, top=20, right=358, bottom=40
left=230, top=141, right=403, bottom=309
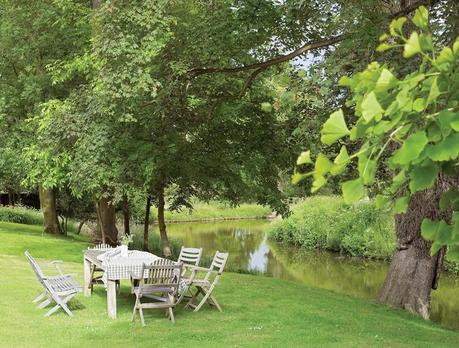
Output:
left=165, top=219, right=459, bottom=330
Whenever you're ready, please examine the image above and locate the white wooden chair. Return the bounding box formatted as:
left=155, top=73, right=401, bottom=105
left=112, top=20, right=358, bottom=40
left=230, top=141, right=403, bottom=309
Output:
left=178, top=251, right=229, bottom=312
left=177, top=247, right=202, bottom=277
left=131, top=259, right=183, bottom=326
left=87, top=243, right=114, bottom=292
left=25, top=251, right=81, bottom=317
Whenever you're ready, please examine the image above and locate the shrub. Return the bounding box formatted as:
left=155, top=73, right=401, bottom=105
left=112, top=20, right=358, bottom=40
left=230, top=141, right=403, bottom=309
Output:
left=269, top=196, right=395, bottom=259
left=0, top=205, right=44, bottom=225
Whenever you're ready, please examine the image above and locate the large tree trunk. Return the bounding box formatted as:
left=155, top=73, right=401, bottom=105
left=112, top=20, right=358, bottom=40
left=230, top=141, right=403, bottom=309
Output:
left=38, top=185, right=62, bottom=235
left=96, top=197, right=118, bottom=246
left=122, top=194, right=131, bottom=236
left=377, top=175, right=457, bottom=318
left=143, top=195, right=151, bottom=252
left=157, top=186, right=171, bottom=257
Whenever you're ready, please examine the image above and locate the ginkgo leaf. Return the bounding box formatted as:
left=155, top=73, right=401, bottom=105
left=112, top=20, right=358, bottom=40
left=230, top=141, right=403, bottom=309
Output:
left=412, top=6, right=429, bottom=31
left=320, top=109, right=350, bottom=145
left=342, top=178, right=365, bottom=203
left=375, top=69, right=398, bottom=91
left=394, top=196, right=410, bottom=214
left=296, top=151, right=312, bottom=165
left=361, top=92, right=384, bottom=122
left=427, top=76, right=440, bottom=105
left=314, top=153, right=333, bottom=177
left=330, top=146, right=349, bottom=176
left=403, top=32, right=422, bottom=58
left=392, top=131, right=428, bottom=165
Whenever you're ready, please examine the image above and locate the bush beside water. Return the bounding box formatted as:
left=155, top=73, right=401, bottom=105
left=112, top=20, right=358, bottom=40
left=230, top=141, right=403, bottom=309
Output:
left=269, top=196, right=396, bottom=259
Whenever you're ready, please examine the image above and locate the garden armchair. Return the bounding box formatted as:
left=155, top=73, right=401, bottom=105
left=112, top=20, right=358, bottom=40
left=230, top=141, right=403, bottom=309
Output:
left=25, top=251, right=81, bottom=317
left=178, top=251, right=228, bottom=312
left=131, top=258, right=183, bottom=326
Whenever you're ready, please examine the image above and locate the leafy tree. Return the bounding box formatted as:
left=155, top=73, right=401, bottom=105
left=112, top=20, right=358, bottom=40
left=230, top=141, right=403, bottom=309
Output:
left=297, top=6, right=459, bottom=318
left=0, top=0, right=91, bottom=234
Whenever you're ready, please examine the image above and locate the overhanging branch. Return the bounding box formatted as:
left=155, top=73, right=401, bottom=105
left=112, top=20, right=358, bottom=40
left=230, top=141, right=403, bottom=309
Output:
left=189, top=35, right=345, bottom=78
left=188, top=0, right=439, bottom=79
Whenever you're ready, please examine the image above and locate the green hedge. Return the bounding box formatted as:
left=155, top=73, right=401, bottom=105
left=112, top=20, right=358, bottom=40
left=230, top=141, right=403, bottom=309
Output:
left=0, top=206, right=44, bottom=226
left=269, top=196, right=395, bottom=259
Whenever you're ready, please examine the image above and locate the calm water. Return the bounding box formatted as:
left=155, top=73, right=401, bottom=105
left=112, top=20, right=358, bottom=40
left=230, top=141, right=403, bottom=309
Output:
left=165, top=219, right=459, bottom=330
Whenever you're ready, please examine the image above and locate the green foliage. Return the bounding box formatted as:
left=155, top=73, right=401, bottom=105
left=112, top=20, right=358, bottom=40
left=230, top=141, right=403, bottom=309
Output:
left=269, top=196, right=395, bottom=259
left=295, top=7, right=459, bottom=258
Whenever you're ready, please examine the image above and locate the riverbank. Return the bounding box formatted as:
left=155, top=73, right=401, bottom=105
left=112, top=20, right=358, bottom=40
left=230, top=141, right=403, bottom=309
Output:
left=0, top=201, right=271, bottom=227
left=2, top=221, right=458, bottom=347
left=269, top=196, right=395, bottom=259
left=148, top=201, right=271, bottom=222
left=269, top=196, right=459, bottom=273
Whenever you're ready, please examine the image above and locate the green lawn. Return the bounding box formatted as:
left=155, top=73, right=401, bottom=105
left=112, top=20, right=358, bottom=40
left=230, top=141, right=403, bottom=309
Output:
left=1, top=221, right=459, bottom=347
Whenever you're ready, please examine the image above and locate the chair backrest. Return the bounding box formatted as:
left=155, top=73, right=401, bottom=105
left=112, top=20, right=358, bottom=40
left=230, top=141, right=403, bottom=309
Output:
left=88, top=243, right=113, bottom=250
left=204, top=251, right=229, bottom=282
left=178, top=247, right=202, bottom=266
left=25, top=251, right=45, bottom=281
left=141, top=259, right=182, bottom=293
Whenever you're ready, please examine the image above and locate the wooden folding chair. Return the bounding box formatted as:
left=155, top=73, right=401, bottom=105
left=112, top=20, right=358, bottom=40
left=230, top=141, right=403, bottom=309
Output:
left=25, top=251, right=81, bottom=317
left=179, top=251, right=228, bottom=312
left=177, top=246, right=202, bottom=277
left=131, top=259, right=182, bottom=326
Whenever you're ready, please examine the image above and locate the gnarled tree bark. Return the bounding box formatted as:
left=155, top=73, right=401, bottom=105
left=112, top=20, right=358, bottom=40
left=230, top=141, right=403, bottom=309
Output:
left=38, top=185, right=62, bottom=235
left=377, top=174, right=458, bottom=318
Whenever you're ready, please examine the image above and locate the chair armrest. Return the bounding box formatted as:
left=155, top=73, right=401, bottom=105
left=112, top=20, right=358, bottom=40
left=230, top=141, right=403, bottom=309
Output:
left=49, top=260, right=63, bottom=264
left=187, top=265, right=212, bottom=272
left=48, top=260, right=64, bottom=276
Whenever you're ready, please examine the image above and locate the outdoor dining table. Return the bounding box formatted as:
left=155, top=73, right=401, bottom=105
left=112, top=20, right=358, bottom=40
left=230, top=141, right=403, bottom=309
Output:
left=83, top=248, right=161, bottom=319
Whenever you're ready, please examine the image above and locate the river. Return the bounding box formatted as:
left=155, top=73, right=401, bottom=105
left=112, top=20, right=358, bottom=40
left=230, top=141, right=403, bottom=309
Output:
left=163, top=219, right=459, bottom=330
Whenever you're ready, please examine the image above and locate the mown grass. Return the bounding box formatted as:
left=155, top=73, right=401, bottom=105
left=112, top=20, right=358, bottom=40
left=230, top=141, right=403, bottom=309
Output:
left=1, top=221, right=459, bottom=347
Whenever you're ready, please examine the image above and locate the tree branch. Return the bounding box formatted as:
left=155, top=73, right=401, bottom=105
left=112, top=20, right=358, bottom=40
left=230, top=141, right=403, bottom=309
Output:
left=189, top=35, right=346, bottom=77
left=188, top=0, right=439, bottom=79
left=389, top=0, right=439, bottom=19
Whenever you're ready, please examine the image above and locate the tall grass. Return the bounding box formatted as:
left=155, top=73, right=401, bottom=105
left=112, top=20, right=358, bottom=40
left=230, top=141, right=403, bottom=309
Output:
left=132, top=200, right=271, bottom=223
left=269, top=196, right=396, bottom=259
left=0, top=205, right=44, bottom=225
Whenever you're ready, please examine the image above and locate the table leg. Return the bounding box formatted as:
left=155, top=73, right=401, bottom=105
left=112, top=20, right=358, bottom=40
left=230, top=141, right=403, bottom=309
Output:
left=83, top=257, right=92, bottom=297
left=107, top=279, right=117, bottom=319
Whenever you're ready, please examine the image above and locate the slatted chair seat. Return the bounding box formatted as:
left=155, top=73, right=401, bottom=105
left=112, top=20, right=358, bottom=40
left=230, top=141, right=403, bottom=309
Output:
left=187, top=279, right=210, bottom=287
left=131, top=259, right=183, bottom=327
left=25, top=251, right=81, bottom=317
left=46, top=275, right=82, bottom=295
left=177, top=251, right=229, bottom=312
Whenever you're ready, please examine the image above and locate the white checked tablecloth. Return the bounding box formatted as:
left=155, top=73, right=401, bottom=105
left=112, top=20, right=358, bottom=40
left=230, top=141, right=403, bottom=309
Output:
left=97, top=249, right=162, bottom=281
